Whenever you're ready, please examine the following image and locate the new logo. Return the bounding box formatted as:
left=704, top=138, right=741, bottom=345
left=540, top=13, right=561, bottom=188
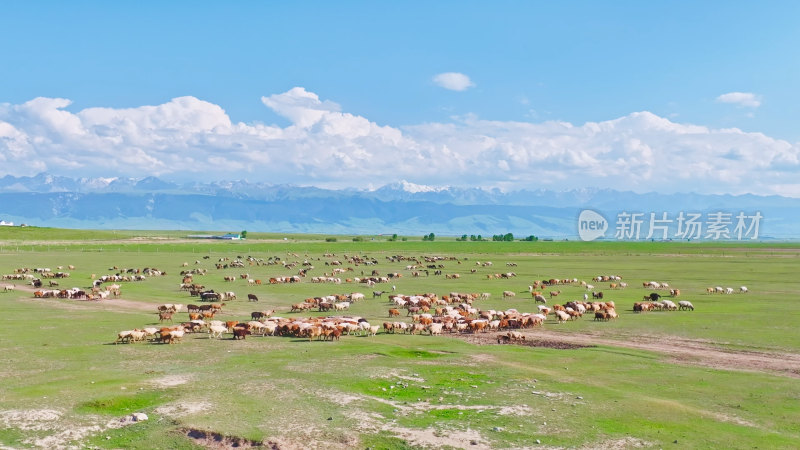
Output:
left=578, top=210, right=607, bottom=241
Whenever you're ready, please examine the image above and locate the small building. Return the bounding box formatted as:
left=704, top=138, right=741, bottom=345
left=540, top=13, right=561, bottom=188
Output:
left=187, top=233, right=242, bottom=240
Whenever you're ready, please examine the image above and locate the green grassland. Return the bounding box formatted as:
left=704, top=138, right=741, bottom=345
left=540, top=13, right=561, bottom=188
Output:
left=1, top=229, right=799, bottom=449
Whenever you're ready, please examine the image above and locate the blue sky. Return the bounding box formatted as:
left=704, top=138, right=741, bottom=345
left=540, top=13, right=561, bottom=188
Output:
left=1, top=1, right=799, bottom=195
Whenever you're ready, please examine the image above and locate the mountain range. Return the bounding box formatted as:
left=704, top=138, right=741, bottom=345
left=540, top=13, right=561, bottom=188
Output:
left=0, top=173, right=797, bottom=240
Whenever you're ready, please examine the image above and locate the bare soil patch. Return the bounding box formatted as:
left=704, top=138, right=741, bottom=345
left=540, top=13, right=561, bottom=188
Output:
left=457, top=332, right=594, bottom=350
left=155, top=400, right=211, bottom=418
left=182, top=428, right=273, bottom=449
left=389, top=426, right=490, bottom=450
left=450, top=330, right=800, bottom=378
left=10, top=283, right=160, bottom=313
left=148, top=374, right=192, bottom=388
left=582, top=436, right=654, bottom=449
left=0, top=408, right=154, bottom=449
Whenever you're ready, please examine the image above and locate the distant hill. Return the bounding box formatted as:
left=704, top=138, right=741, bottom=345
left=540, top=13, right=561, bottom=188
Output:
left=0, top=174, right=797, bottom=240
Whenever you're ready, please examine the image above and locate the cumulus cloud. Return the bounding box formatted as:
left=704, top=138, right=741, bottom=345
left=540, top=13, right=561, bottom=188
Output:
left=432, top=72, right=475, bottom=91
left=261, top=87, right=341, bottom=128
left=0, top=88, right=797, bottom=196
left=716, top=92, right=762, bottom=108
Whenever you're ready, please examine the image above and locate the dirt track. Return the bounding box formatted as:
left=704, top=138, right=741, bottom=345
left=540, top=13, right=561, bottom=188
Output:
left=456, top=330, right=800, bottom=379
left=12, top=284, right=239, bottom=321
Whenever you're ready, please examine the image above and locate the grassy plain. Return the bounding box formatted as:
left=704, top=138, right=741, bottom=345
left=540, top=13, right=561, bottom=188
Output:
left=0, top=228, right=799, bottom=449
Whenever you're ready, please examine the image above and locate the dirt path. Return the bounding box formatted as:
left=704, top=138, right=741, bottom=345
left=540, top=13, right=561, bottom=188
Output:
left=455, top=330, right=800, bottom=379
left=9, top=283, right=160, bottom=313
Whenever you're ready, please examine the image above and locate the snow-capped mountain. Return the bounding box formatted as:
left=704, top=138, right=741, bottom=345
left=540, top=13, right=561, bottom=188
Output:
left=0, top=174, right=796, bottom=239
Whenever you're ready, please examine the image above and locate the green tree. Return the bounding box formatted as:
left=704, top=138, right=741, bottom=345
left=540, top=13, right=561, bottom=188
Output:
left=240, top=230, right=247, bottom=239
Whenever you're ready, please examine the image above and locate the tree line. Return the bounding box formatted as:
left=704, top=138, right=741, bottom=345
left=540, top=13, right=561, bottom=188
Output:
left=451, top=233, right=539, bottom=242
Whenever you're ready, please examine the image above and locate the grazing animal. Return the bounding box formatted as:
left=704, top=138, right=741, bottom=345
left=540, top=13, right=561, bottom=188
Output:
left=167, top=329, right=185, bottom=344
left=115, top=330, right=137, bottom=344
left=327, top=329, right=342, bottom=341
left=533, top=294, right=547, bottom=304
left=158, top=304, right=178, bottom=313
left=502, top=290, right=516, bottom=298
left=334, top=301, right=350, bottom=311
left=142, top=327, right=160, bottom=341
left=678, top=301, right=695, bottom=311
left=291, top=303, right=312, bottom=312
left=555, top=310, right=571, bottom=323
left=594, top=311, right=610, bottom=321
left=232, top=327, right=251, bottom=340
left=208, top=325, right=227, bottom=338
left=247, top=293, right=258, bottom=302
left=507, top=331, right=525, bottom=342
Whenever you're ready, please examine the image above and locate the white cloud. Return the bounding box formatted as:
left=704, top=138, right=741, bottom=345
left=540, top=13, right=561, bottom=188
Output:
left=0, top=89, right=797, bottom=196
left=261, top=87, right=341, bottom=128
left=432, top=72, right=475, bottom=91
left=716, top=92, right=762, bottom=108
